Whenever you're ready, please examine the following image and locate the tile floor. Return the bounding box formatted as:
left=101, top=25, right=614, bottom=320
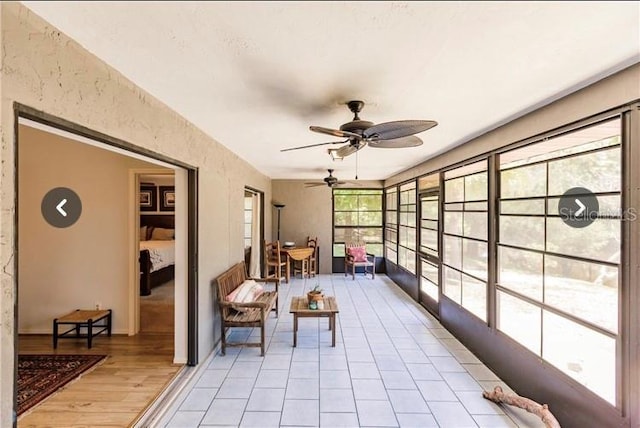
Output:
left=159, top=274, right=544, bottom=427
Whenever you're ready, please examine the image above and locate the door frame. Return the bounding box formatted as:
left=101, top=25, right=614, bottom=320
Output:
left=13, top=103, right=200, bottom=423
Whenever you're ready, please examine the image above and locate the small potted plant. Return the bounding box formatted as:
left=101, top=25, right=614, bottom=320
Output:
left=307, top=284, right=324, bottom=309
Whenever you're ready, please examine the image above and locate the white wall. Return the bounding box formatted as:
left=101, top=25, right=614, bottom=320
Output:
left=0, top=3, right=272, bottom=423
left=18, top=124, right=161, bottom=334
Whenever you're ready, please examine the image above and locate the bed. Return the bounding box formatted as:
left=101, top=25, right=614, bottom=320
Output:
left=140, top=215, right=175, bottom=296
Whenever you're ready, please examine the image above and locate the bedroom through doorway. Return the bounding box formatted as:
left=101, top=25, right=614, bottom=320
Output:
left=138, top=172, right=176, bottom=334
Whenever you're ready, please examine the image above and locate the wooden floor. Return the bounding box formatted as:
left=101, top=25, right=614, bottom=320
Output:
left=18, top=333, right=182, bottom=428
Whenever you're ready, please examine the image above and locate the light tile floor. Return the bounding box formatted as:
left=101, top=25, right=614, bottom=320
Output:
left=160, top=274, right=545, bottom=428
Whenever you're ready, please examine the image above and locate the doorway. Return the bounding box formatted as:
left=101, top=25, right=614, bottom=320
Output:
left=14, top=108, right=198, bottom=424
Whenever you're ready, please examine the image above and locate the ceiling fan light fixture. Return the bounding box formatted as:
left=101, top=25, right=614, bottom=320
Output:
left=328, top=149, right=344, bottom=161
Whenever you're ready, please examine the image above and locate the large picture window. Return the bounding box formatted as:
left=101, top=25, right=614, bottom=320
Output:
left=497, top=117, right=621, bottom=405
left=442, top=160, right=488, bottom=321
left=333, top=189, right=383, bottom=257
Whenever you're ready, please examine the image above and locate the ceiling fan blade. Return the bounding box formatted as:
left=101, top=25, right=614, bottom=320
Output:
left=281, top=139, right=347, bottom=152
left=310, top=126, right=362, bottom=139
left=363, top=120, right=438, bottom=140
left=304, top=182, right=326, bottom=188
left=368, top=135, right=423, bottom=149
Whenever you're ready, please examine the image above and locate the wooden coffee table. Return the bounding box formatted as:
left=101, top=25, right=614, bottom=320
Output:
left=289, top=296, right=339, bottom=347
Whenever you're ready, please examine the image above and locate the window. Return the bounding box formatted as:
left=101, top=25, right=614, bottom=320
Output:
left=333, top=189, right=383, bottom=257
left=385, top=187, right=398, bottom=264
left=497, top=117, right=621, bottom=405
left=398, top=181, right=417, bottom=273
left=244, top=193, right=252, bottom=249
left=442, top=160, right=488, bottom=321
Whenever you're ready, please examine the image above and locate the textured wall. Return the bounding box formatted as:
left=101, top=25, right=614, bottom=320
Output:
left=0, top=3, right=271, bottom=424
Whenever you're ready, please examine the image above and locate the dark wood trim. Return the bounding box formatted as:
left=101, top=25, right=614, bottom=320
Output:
left=187, top=168, right=198, bottom=366
left=12, top=103, right=20, bottom=428
left=13, top=105, right=201, bottom=376
left=15, top=103, right=193, bottom=169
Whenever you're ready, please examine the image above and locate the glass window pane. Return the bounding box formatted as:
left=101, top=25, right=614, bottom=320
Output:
left=445, top=203, right=463, bottom=211
left=462, top=239, right=487, bottom=281
left=421, top=280, right=439, bottom=302
left=498, top=246, right=543, bottom=301
left=445, top=211, right=463, bottom=235
left=497, top=291, right=541, bottom=354
left=359, top=195, right=383, bottom=210
left=499, top=216, right=545, bottom=251
left=445, top=178, right=464, bottom=202
left=501, top=199, right=546, bottom=215
left=465, top=201, right=487, bottom=211
left=386, top=228, right=397, bottom=243
left=443, top=235, right=462, bottom=270
left=544, top=255, right=618, bottom=333
left=398, top=246, right=407, bottom=267
left=421, top=259, right=439, bottom=285
left=386, top=191, right=397, bottom=209
left=387, top=211, right=397, bottom=226
left=463, top=212, right=487, bottom=240
left=421, top=229, right=438, bottom=252
left=335, top=212, right=357, bottom=226
left=421, top=219, right=438, bottom=230
left=367, top=244, right=383, bottom=257
left=358, top=211, right=383, bottom=226
left=333, top=244, right=345, bottom=257
left=244, top=210, right=252, bottom=223
left=464, top=172, right=487, bottom=201
left=546, top=218, right=620, bottom=263
left=334, top=195, right=353, bottom=211
left=386, top=248, right=397, bottom=264
left=500, top=163, right=547, bottom=198
left=543, top=311, right=616, bottom=405
left=548, top=148, right=621, bottom=196
left=462, top=274, right=486, bottom=321
left=421, top=199, right=438, bottom=220
left=443, top=266, right=461, bottom=304
left=500, top=119, right=621, bottom=168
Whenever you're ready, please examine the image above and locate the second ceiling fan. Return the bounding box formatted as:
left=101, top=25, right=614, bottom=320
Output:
left=282, top=100, right=438, bottom=158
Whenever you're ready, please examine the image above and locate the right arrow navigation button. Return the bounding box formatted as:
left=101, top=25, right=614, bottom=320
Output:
left=558, top=187, right=598, bottom=228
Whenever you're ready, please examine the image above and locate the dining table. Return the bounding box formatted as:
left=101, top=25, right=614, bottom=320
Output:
left=280, top=246, right=315, bottom=281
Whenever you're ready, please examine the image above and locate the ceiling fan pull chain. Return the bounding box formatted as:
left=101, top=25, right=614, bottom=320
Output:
left=355, top=149, right=359, bottom=180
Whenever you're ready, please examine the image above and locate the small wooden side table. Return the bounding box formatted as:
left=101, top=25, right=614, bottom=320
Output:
left=53, top=309, right=112, bottom=349
left=289, top=296, right=339, bottom=347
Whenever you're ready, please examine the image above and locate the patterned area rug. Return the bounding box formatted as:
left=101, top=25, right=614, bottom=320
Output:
left=17, top=354, right=107, bottom=416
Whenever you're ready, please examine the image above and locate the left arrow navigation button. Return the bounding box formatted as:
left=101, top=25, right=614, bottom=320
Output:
left=56, top=199, right=68, bottom=217
left=42, top=188, right=81, bottom=228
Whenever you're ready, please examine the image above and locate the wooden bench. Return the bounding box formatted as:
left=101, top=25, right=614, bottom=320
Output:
left=53, top=309, right=112, bottom=349
left=215, top=261, right=279, bottom=356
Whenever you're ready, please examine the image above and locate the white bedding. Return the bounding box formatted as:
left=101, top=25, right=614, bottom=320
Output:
left=140, top=240, right=175, bottom=272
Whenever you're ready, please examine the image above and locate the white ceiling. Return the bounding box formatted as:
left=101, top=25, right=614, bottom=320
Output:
left=21, top=1, right=640, bottom=181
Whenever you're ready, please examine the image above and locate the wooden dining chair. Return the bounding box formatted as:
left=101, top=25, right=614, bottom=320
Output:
left=264, top=240, right=288, bottom=283
left=307, top=236, right=318, bottom=277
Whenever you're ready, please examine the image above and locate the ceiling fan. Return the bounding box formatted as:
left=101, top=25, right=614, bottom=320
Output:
left=281, top=100, right=438, bottom=158
left=304, top=169, right=355, bottom=188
